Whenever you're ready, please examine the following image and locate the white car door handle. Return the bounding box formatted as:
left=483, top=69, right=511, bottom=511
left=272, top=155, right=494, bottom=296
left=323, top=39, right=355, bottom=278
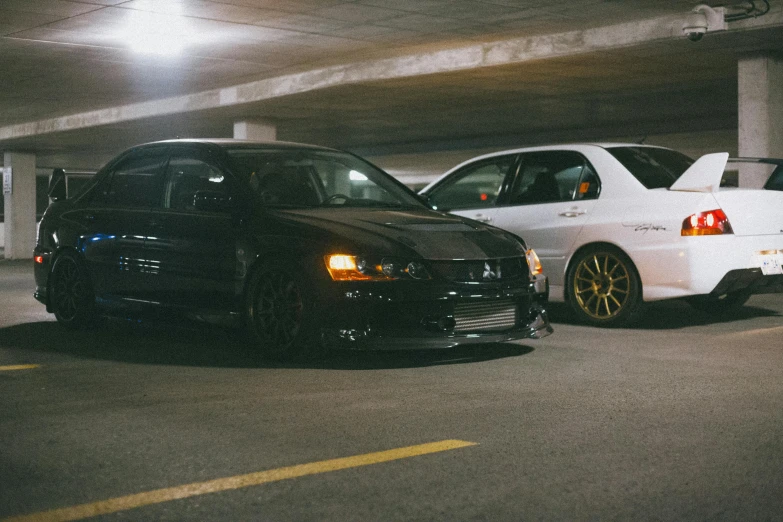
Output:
left=474, top=214, right=493, bottom=223
left=558, top=209, right=587, bottom=217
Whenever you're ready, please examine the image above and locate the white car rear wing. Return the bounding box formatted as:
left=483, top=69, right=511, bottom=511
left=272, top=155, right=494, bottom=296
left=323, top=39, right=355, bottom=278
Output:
left=669, top=152, right=729, bottom=193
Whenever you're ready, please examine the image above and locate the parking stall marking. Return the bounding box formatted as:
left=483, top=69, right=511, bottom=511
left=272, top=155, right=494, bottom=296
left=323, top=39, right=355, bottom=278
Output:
left=3, top=439, right=477, bottom=522
left=0, top=364, right=40, bottom=371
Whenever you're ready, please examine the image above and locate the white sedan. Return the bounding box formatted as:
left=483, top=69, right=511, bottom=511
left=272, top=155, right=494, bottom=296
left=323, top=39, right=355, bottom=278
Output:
left=420, top=144, right=783, bottom=327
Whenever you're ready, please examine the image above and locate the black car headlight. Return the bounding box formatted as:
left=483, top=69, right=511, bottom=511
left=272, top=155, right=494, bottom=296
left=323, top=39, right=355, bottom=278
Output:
left=325, top=254, right=431, bottom=281
left=526, top=248, right=543, bottom=277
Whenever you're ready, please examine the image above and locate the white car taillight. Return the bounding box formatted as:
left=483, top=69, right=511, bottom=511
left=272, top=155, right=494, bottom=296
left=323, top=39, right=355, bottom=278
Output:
left=681, top=209, right=733, bottom=236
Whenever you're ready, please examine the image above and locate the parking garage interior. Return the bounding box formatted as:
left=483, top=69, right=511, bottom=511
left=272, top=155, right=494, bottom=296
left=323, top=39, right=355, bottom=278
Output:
left=3, top=0, right=783, bottom=258
left=2, top=1, right=783, bottom=520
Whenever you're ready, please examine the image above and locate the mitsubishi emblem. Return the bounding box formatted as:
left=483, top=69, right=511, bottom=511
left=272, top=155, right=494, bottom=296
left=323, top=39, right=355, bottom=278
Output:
left=483, top=261, right=498, bottom=280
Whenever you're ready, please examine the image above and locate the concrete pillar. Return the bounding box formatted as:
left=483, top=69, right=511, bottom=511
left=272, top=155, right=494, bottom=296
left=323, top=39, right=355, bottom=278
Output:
left=3, top=152, right=36, bottom=259
left=233, top=120, right=276, bottom=141
left=738, top=53, right=783, bottom=188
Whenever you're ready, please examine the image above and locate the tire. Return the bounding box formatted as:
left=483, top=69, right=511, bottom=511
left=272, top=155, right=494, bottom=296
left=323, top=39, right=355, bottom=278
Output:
left=244, top=262, right=321, bottom=359
left=686, top=290, right=751, bottom=314
left=566, top=245, right=642, bottom=327
left=49, top=250, right=96, bottom=329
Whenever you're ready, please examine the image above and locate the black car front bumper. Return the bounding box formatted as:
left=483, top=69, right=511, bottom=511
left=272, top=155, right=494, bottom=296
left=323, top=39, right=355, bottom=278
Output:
left=319, top=277, right=552, bottom=350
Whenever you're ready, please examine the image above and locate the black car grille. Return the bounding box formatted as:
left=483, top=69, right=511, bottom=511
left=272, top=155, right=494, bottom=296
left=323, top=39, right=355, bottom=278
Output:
left=430, top=257, right=526, bottom=282
left=453, top=299, right=519, bottom=332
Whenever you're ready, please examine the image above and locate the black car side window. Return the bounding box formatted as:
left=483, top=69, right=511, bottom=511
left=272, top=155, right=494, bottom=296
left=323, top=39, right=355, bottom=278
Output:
left=427, top=156, right=517, bottom=211
left=91, top=150, right=167, bottom=208
left=764, top=165, right=783, bottom=191
left=509, top=151, right=600, bottom=205
left=164, top=156, right=233, bottom=213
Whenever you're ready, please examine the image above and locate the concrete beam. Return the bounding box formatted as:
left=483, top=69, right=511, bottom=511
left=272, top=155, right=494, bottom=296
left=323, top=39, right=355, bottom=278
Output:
left=2, top=10, right=780, bottom=144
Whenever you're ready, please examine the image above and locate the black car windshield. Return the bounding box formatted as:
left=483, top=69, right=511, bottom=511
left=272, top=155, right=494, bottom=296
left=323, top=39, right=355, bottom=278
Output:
left=605, top=146, right=694, bottom=189
left=225, top=148, right=424, bottom=209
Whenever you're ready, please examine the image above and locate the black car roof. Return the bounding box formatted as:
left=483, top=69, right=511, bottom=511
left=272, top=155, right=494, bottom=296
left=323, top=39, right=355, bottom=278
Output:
left=146, top=138, right=339, bottom=152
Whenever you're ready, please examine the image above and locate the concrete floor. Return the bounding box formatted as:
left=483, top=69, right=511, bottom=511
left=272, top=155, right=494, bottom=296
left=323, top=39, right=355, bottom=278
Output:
left=1, top=259, right=782, bottom=521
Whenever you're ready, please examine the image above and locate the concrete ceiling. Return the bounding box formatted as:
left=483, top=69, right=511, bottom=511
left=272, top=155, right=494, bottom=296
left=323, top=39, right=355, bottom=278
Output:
left=1, top=0, right=782, bottom=167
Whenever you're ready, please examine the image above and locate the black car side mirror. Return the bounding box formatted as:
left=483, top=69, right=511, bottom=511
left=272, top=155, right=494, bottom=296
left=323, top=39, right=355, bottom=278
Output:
left=418, top=193, right=448, bottom=211
left=48, top=168, right=67, bottom=201
left=417, top=192, right=433, bottom=207
left=193, top=190, right=234, bottom=213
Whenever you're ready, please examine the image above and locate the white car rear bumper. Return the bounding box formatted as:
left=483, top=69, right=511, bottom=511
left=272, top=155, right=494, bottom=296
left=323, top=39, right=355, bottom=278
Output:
left=631, top=235, right=783, bottom=301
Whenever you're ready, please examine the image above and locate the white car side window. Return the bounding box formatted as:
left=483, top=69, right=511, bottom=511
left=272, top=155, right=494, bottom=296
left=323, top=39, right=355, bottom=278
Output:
left=509, top=151, right=599, bottom=205
left=428, top=156, right=516, bottom=211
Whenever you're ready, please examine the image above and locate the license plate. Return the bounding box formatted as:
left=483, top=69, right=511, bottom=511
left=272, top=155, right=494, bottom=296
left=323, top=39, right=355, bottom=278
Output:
left=757, top=252, right=783, bottom=275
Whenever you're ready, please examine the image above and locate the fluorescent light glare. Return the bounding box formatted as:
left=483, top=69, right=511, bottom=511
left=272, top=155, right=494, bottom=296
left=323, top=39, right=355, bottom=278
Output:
left=118, top=8, right=199, bottom=56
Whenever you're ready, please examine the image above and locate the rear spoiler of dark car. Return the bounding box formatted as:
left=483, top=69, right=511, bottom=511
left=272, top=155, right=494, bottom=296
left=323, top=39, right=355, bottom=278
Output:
left=727, top=157, right=783, bottom=191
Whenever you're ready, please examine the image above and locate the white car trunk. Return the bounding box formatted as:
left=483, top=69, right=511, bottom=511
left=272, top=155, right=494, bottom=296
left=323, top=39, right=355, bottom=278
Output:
left=713, top=189, right=783, bottom=236
left=669, top=152, right=783, bottom=237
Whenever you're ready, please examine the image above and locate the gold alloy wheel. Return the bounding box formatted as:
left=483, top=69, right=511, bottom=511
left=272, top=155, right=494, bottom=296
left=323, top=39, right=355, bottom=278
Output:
left=572, top=252, right=631, bottom=320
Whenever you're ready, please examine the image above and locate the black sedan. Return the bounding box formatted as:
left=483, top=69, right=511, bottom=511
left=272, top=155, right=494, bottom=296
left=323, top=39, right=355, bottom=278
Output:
left=34, top=139, right=552, bottom=357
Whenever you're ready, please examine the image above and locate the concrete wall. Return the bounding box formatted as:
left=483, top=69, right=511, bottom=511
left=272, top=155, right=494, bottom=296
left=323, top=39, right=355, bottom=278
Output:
left=0, top=222, right=41, bottom=255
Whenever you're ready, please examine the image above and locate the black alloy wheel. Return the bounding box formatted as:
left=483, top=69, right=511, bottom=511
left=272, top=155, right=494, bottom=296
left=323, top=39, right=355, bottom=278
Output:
left=245, top=263, right=318, bottom=358
left=50, top=251, right=95, bottom=329
left=566, top=245, right=642, bottom=327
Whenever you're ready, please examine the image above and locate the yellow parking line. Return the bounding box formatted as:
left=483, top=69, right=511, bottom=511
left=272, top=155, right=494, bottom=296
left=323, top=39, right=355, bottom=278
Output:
left=0, top=364, right=40, bottom=371
left=4, top=439, right=477, bottom=522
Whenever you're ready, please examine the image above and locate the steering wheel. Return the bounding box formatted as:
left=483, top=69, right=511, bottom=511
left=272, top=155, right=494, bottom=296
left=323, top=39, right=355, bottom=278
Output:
left=323, top=193, right=351, bottom=205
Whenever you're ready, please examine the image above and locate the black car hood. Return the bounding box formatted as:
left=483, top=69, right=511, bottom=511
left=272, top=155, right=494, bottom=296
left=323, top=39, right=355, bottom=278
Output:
left=271, top=207, right=526, bottom=260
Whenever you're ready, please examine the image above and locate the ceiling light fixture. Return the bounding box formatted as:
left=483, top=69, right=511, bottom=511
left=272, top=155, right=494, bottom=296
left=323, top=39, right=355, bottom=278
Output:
left=117, top=9, right=199, bottom=56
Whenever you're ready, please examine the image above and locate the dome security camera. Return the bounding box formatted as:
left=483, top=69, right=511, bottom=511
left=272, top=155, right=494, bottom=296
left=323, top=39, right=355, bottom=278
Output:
left=682, top=4, right=726, bottom=42
left=683, top=23, right=707, bottom=41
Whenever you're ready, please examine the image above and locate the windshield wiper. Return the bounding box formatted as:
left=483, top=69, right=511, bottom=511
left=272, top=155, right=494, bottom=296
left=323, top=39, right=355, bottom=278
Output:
left=318, top=198, right=418, bottom=209
left=354, top=201, right=411, bottom=208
